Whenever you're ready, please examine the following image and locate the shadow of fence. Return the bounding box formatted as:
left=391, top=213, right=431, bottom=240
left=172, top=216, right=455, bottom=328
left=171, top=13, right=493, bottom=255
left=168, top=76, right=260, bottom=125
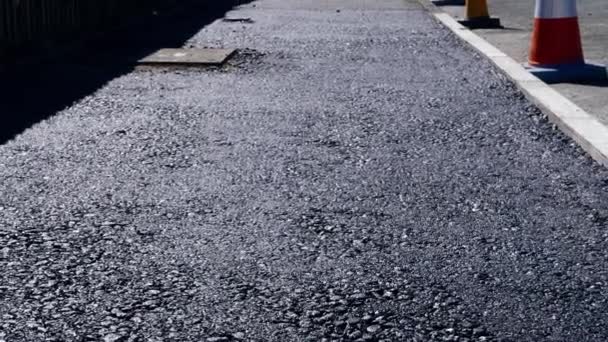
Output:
left=0, top=0, right=252, bottom=145
left=0, top=0, right=193, bottom=56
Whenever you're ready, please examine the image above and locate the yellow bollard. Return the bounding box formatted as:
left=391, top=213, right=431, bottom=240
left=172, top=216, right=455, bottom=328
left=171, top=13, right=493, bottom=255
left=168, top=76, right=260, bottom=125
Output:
left=459, top=0, right=501, bottom=29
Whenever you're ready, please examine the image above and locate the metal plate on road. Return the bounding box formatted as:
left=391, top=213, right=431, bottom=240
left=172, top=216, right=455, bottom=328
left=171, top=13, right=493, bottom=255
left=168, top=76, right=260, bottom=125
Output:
left=138, top=48, right=236, bottom=66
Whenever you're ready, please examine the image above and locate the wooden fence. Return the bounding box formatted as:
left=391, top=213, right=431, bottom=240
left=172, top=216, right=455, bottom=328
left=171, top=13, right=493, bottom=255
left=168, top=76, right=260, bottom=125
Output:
left=0, top=0, right=171, bottom=55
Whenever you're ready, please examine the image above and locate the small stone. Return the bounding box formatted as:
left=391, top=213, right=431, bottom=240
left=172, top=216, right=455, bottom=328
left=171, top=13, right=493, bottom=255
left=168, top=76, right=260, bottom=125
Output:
left=347, top=318, right=361, bottom=325
left=307, top=310, right=321, bottom=317
left=318, top=313, right=334, bottom=322
left=366, top=325, right=381, bottom=333
left=232, top=332, right=245, bottom=339
left=334, top=320, right=346, bottom=327
left=104, top=334, right=121, bottom=342
left=473, top=327, right=487, bottom=336
left=142, top=300, right=156, bottom=307
left=351, top=293, right=367, bottom=300
left=348, top=331, right=362, bottom=339
left=111, top=308, right=127, bottom=318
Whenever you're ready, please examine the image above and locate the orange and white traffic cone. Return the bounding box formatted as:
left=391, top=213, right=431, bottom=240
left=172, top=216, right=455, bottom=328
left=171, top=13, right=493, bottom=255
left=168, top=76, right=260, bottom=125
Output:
left=527, top=0, right=606, bottom=83
left=458, top=0, right=501, bottom=29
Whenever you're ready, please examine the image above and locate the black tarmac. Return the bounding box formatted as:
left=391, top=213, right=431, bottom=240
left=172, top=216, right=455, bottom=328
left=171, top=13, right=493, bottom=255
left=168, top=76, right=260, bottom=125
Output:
left=1, top=0, right=608, bottom=341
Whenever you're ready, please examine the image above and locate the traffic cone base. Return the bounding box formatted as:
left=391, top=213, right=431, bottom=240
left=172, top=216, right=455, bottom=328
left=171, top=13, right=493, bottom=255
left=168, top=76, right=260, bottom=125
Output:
left=458, top=17, right=501, bottom=29
left=432, top=0, right=465, bottom=7
left=459, top=0, right=501, bottom=29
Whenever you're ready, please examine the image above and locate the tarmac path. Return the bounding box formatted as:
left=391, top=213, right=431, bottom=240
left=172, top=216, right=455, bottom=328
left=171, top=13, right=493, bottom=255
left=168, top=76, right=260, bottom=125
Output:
left=1, top=0, right=608, bottom=341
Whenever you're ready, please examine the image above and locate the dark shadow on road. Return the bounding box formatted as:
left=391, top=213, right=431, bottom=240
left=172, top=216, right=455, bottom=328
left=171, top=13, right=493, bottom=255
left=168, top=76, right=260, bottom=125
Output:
left=499, top=27, right=526, bottom=32
left=564, top=78, right=608, bottom=87
left=534, top=64, right=608, bottom=86
left=0, top=0, right=252, bottom=145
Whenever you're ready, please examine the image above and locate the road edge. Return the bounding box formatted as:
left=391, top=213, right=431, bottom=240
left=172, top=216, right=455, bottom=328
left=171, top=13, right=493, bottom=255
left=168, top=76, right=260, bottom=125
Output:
left=416, top=0, right=608, bottom=167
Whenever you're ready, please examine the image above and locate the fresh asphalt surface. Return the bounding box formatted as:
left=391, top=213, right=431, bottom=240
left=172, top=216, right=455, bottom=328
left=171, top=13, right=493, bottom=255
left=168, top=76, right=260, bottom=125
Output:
left=2, top=0, right=608, bottom=341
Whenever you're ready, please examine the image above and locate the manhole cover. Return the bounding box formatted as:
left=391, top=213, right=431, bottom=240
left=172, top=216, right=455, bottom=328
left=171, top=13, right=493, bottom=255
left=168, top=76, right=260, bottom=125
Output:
left=138, top=48, right=236, bottom=66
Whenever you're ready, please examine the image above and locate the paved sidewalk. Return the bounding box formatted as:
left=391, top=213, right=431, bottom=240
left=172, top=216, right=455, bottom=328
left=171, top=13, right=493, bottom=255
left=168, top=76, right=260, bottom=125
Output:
left=439, top=0, right=608, bottom=125
left=1, top=0, right=608, bottom=341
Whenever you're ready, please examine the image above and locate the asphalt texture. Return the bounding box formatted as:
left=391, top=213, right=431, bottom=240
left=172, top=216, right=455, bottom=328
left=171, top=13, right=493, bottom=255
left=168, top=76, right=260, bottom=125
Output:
left=1, top=0, right=608, bottom=341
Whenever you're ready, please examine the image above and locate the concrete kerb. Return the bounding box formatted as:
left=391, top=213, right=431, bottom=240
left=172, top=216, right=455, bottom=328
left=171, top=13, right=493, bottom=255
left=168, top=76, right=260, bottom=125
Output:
left=417, top=1, right=608, bottom=167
